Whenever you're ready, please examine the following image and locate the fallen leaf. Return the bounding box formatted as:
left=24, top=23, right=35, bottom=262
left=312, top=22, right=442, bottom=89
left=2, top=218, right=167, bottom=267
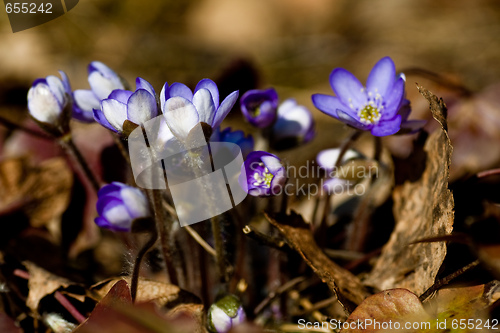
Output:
left=340, top=288, right=431, bottom=333
left=76, top=280, right=202, bottom=333
left=364, top=86, right=454, bottom=296
left=24, top=261, right=72, bottom=312
left=265, top=211, right=370, bottom=313
left=0, top=156, right=72, bottom=241
left=431, top=281, right=500, bottom=321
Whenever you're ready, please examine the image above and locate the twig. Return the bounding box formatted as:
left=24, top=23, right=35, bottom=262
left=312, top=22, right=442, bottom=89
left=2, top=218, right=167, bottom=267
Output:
left=184, top=225, right=216, bottom=257
left=477, top=168, right=500, bottom=179
left=0, top=115, right=51, bottom=140
left=254, top=276, right=306, bottom=315
left=293, top=296, right=338, bottom=316
left=243, top=225, right=287, bottom=250
left=54, top=291, right=86, bottom=323
left=59, top=135, right=101, bottom=192
left=419, top=259, right=481, bottom=302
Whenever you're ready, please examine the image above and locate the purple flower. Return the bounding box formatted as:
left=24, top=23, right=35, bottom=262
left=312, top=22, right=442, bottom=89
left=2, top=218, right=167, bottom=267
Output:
left=397, top=98, right=427, bottom=134
left=73, top=61, right=125, bottom=122
left=312, top=57, right=412, bottom=136
left=160, top=79, right=239, bottom=142
left=272, top=98, right=315, bottom=148
left=240, top=88, right=279, bottom=128
left=27, top=71, right=72, bottom=125
left=95, top=182, right=150, bottom=232
left=239, top=151, right=286, bottom=197
left=208, top=295, right=246, bottom=333
left=216, top=127, right=254, bottom=158
left=94, top=77, right=158, bottom=133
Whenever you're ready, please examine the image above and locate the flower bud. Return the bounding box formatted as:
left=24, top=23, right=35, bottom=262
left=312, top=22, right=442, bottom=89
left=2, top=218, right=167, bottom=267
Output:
left=27, top=71, right=71, bottom=125
left=95, top=182, right=151, bottom=232
left=271, top=98, right=315, bottom=150
left=240, top=88, right=278, bottom=128
left=239, top=151, right=287, bottom=197
left=207, top=295, right=246, bottom=333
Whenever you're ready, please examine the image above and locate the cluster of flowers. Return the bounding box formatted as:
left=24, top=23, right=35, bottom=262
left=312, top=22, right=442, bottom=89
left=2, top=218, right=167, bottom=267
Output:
left=27, top=56, right=424, bottom=333
left=27, top=57, right=424, bottom=232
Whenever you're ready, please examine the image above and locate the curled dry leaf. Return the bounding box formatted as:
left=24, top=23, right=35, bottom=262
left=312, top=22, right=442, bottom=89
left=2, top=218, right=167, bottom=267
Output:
left=364, top=86, right=454, bottom=296
left=340, top=288, right=431, bottom=333
left=264, top=211, right=370, bottom=313
left=77, top=279, right=203, bottom=333
left=0, top=156, right=72, bottom=241
left=24, top=261, right=72, bottom=312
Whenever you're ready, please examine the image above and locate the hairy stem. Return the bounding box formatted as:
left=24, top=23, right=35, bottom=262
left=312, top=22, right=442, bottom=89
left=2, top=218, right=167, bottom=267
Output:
left=130, top=223, right=158, bottom=302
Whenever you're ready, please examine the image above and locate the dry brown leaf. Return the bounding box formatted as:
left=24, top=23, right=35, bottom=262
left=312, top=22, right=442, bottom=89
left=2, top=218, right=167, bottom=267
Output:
left=0, top=156, right=72, bottom=241
left=340, top=289, right=431, bottom=333
left=265, top=211, right=370, bottom=313
left=364, top=86, right=454, bottom=296
left=83, top=279, right=205, bottom=333
left=24, top=261, right=72, bottom=312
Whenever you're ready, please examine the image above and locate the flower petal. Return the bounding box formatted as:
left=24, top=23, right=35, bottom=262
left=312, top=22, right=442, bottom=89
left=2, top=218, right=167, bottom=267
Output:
left=212, top=90, right=239, bottom=129
left=371, top=115, right=402, bottom=136
left=192, top=88, right=216, bottom=125
left=120, top=186, right=149, bottom=219
left=163, top=97, right=199, bottom=140
left=316, top=148, right=362, bottom=170
left=381, top=77, right=405, bottom=119
left=101, top=99, right=128, bottom=132
left=108, top=89, right=133, bottom=104
left=329, top=68, right=366, bottom=109
left=88, top=62, right=124, bottom=100
left=337, top=110, right=371, bottom=130
left=366, top=57, right=396, bottom=97
left=312, top=94, right=350, bottom=118
left=194, top=78, right=219, bottom=108
left=127, top=89, right=158, bottom=125
left=168, top=82, right=193, bottom=101
left=93, top=107, right=117, bottom=132
left=46, top=75, right=65, bottom=106
left=261, top=154, right=284, bottom=175
left=73, top=89, right=100, bottom=122
left=273, top=99, right=313, bottom=139
left=27, top=84, right=61, bottom=123
left=135, top=77, right=156, bottom=97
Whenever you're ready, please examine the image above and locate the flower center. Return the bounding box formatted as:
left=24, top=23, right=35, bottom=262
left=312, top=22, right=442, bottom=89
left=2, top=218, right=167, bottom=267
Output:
left=253, top=163, right=274, bottom=188
left=358, top=104, right=381, bottom=124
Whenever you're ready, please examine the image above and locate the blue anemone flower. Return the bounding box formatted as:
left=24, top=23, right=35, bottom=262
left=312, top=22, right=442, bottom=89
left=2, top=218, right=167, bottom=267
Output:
left=73, top=61, right=125, bottom=122
left=312, top=57, right=421, bottom=136
left=95, top=182, right=150, bottom=232
left=93, top=77, right=158, bottom=133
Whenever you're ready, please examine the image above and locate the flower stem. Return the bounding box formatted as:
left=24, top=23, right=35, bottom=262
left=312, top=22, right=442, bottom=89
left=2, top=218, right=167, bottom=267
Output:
left=319, top=130, right=362, bottom=225
left=130, top=222, right=158, bottom=302
left=150, top=189, right=181, bottom=286
left=59, top=135, right=101, bottom=192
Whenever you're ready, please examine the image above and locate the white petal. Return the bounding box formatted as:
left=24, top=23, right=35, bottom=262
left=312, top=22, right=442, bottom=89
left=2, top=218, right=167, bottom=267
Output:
left=274, top=99, right=312, bottom=138
left=120, top=187, right=149, bottom=218
left=101, top=99, right=128, bottom=132
left=127, top=89, right=158, bottom=125
left=261, top=155, right=283, bottom=175
left=74, top=89, right=100, bottom=112
left=89, top=71, right=124, bottom=100
left=317, top=148, right=361, bottom=171
left=27, top=85, right=61, bottom=123
left=46, top=75, right=66, bottom=105
left=163, top=97, right=199, bottom=141
left=212, top=91, right=239, bottom=129
left=210, top=307, right=231, bottom=333
left=192, top=88, right=215, bottom=125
